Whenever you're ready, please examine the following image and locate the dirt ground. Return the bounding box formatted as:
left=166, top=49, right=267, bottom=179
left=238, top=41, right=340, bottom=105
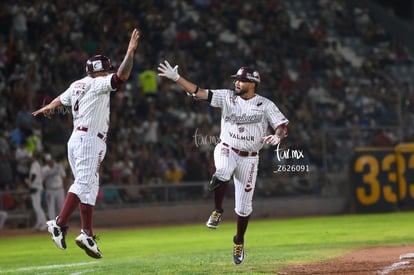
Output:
left=279, top=245, right=414, bottom=275
left=2, top=229, right=414, bottom=274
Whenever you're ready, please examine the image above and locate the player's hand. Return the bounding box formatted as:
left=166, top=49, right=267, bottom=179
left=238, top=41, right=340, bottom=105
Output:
left=32, top=107, right=52, bottom=119
left=128, top=28, right=140, bottom=52
left=263, top=135, right=281, bottom=146
left=158, top=60, right=180, bottom=82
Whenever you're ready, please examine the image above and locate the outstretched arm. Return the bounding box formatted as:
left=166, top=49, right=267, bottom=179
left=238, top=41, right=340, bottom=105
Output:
left=117, top=28, right=140, bottom=82
left=157, top=60, right=208, bottom=100
left=32, top=96, right=63, bottom=118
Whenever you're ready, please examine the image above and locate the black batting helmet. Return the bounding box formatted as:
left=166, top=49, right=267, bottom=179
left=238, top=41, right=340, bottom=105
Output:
left=230, top=67, right=260, bottom=84
left=85, top=55, right=115, bottom=74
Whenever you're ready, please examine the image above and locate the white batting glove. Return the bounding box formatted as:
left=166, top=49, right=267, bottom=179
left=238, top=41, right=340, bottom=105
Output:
left=263, top=135, right=281, bottom=146
left=158, top=60, right=180, bottom=82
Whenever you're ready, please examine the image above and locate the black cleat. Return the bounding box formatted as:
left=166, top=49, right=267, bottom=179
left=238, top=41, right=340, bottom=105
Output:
left=75, top=230, right=103, bottom=259
left=46, top=218, right=68, bottom=250
left=208, top=176, right=228, bottom=192
left=206, top=209, right=223, bottom=229
left=233, top=236, right=245, bottom=265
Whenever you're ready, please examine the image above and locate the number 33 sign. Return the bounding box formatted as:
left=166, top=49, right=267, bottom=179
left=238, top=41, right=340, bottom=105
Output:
left=352, top=144, right=414, bottom=213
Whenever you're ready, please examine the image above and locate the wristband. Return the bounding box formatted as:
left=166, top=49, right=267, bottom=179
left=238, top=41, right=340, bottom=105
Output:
left=193, top=86, right=199, bottom=95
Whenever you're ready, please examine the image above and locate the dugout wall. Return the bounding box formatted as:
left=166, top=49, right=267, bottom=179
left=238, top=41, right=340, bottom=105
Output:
left=351, top=143, right=414, bottom=213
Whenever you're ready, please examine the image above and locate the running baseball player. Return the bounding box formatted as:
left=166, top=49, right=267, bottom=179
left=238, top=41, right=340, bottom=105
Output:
left=32, top=28, right=140, bottom=258
left=158, top=61, right=288, bottom=265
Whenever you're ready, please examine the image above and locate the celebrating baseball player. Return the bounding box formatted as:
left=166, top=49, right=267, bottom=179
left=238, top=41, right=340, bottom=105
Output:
left=32, top=28, right=140, bottom=258
left=158, top=61, right=289, bottom=264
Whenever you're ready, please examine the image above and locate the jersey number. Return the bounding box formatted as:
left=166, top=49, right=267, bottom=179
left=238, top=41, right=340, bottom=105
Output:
left=74, top=100, right=79, bottom=112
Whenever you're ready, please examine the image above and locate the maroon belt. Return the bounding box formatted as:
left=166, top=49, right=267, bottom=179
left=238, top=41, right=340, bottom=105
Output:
left=76, top=126, right=106, bottom=142
left=222, top=143, right=257, bottom=157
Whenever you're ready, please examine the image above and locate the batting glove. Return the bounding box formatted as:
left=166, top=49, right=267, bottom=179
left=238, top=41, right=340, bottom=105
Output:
left=263, top=135, right=281, bottom=146
left=158, top=60, right=180, bottom=82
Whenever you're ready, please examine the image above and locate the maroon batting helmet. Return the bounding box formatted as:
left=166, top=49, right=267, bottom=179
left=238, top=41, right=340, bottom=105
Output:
left=230, top=67, right=261, bottom=84
left=85, top=55, right=115, bottom=74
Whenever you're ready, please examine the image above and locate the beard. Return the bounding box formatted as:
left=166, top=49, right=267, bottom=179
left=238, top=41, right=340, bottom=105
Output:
left=235, top=87, right=249, bottom=96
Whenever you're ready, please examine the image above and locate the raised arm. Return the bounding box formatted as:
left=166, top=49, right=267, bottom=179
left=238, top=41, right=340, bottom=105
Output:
left=157, top=60, right=208, bottom=100
left=117, top=28, right=140, bottom=81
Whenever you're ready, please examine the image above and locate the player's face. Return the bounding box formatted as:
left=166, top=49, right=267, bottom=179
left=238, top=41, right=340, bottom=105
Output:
left=234, top=79, right=253, bottom=96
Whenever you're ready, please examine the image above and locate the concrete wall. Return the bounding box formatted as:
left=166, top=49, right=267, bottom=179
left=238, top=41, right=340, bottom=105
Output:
left=92, top=196, right=349, bottom=228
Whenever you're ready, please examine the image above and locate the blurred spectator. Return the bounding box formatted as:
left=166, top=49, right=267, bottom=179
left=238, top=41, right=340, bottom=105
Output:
left=325, top=40, right=346, bottom=65
left=307, top=79, right=337, bottom=107
left=0, top=35, right=9, bottom=73
left=0, top=210, right=7, bottom=230
left=118, top=156, right=134, bottom=183
left=26, top=127, right=42, bottom=154
left=15, top=103, right=34, bottom=136
left=290, top=172, right=314, bottom=195
left=10, top=1, right=28, bottom=50
left=165, top=161, right=184, bottom=183
left=354, top=6, right=372, bottom=34
left=15, top=141, right=32, bottom=185
left=102, top=183, right=123, bottom=205
left=43, top=117, right=70, bottom=157
left=164, top=161, right=184, bottom=201
left=142, top=113, right=159, bottom=144
left=183, top=150, right=207, bottom=182
left=372, top=129, right=393, bottom=147
left=138, top=68, right=158, bottom=97
left=0, top=133, right=14, bottom=190
left=120, top=170, right=144, bottom=204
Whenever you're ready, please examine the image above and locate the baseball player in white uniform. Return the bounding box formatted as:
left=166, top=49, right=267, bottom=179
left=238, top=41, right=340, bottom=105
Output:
left=32, top=28, right=140, bottom=258
left=158, top=61, right=288, bottom=265
left=42, top=154, right=66, bottom=220
left=27, top=153, right=47, bottom=231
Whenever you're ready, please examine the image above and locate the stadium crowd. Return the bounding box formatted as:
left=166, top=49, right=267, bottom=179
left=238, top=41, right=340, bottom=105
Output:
left=0, top=0, right=414, bottom=211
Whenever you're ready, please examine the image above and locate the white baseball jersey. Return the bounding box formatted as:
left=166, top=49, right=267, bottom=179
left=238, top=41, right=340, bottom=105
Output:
left=210, top=89, right=289, bottom=152
left=29, top=160, right=43, bottom=190
left=29, top=159, right=47, bottom=229
left=210, top=89, right=288, bottom=217
left=43, top=163, right=66, bottom=189
left=60, top=74, right=115, bottom=135
left=43, top=162, right=66, bottom=220
left=59, top=74, right=115, bottom=205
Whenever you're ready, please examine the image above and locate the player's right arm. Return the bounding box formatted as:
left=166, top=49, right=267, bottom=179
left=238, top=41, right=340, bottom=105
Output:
left=32, top=85, right=72, bottom=118
left=157, top=60, right=209, bottom=100
left=32, top=96, right=63, bottom=118
left=263, top=101, right=289, bottom=146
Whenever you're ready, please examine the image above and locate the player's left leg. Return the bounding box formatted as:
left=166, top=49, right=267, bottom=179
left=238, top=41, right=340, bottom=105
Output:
left=206, top=175, right=228, bottom=229
left=232, top=156, right=259, bottom=264
left=56, top=188, right=65, bottom=219
left=0, top=211, right=7, bottom=229
left=54, top=133, right=82, bottom=227
left=75, top=202, right=103, bottom=258
left=70, top=135, right=106, bottom=258
left=46, top=135, right=80, bottom=250
left=206, top=143, right=237, bottom=229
